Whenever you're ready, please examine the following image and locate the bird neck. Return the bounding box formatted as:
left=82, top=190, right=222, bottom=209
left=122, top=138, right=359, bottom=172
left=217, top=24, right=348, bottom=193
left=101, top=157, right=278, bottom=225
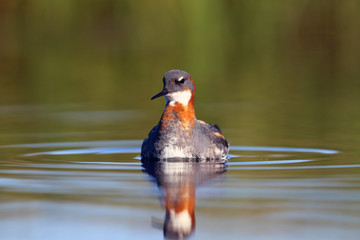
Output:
left=159, top=95, right=196, bottom=130
left=164, top=183, right=196, bottom=236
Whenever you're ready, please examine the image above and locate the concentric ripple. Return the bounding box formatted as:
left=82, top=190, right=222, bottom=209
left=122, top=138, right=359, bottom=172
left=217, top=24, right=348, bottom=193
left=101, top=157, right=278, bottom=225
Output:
left=0, top=140, right=350, bottom=170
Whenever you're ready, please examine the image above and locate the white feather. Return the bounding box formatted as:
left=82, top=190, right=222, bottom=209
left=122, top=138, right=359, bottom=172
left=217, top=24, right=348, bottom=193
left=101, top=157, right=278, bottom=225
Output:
left=161, top=145, right=192, bottom=158
left=165, top=91, right=192, bottom=106
left=166, top=209, right=192, bottom=234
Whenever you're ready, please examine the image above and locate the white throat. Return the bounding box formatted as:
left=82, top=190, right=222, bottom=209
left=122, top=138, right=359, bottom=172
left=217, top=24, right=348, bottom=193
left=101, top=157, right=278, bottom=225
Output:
left=165, top=209, right=192, bottom=235
left=165, top=90, right=192, bottom=106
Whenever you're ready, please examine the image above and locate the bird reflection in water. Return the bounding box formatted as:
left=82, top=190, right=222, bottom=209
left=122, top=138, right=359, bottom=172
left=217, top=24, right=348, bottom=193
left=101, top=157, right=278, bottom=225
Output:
left=142, top=159, right=227, bottom=239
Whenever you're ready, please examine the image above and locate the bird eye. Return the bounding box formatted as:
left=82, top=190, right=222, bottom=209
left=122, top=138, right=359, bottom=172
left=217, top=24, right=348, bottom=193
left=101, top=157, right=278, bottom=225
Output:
left=176, top=77, right=186, bottom=84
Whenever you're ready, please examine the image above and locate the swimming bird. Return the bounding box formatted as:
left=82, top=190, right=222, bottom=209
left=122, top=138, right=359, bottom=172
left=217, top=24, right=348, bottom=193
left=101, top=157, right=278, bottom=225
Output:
left=141, top=70, right=228, bottom=162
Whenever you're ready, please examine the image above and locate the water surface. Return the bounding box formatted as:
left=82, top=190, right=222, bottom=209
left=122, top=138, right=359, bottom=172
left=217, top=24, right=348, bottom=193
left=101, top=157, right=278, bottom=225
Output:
left=1, top=115, right=359, bottom=239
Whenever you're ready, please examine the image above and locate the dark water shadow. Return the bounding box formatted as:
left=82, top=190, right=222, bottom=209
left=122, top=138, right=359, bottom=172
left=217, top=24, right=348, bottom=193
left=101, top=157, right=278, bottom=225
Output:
left=142, top=159, right=227, bottom=239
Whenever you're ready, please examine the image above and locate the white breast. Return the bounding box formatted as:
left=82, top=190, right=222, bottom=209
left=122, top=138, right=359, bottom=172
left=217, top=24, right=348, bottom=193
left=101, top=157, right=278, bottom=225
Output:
left=161, top=144, right=193, bottom=158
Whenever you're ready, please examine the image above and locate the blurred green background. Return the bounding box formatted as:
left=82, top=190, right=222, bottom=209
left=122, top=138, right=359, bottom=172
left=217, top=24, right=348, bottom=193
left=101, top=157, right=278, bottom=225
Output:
left=1, top=0, right=360, bottom=151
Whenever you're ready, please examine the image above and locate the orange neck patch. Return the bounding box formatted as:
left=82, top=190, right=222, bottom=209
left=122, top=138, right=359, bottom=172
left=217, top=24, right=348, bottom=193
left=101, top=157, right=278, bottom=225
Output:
left=160, top=95, right=196, bottom=130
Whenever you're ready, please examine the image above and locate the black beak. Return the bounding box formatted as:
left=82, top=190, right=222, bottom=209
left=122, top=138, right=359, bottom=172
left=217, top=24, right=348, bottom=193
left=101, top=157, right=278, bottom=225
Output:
left=151, top=89, right=168, bottom=100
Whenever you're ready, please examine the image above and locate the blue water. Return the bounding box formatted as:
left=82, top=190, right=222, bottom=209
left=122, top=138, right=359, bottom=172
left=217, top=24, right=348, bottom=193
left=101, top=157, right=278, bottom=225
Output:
left=1, top=139, right=359, bottom=240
